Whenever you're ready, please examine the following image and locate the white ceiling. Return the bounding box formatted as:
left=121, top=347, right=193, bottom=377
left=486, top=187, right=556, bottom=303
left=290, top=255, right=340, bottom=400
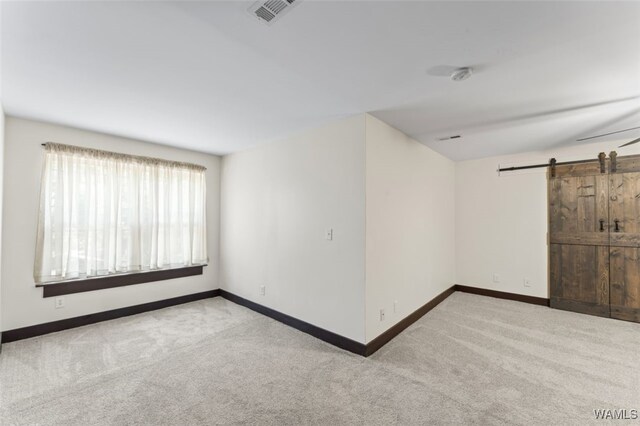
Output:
left=2, top=1, right=639, bottom=160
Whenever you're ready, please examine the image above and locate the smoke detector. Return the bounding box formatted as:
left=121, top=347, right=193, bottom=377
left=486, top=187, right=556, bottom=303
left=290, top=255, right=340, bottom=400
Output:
left=248, top=0, right=300, bottom=25
left=450, top=67, right=473, bottom=82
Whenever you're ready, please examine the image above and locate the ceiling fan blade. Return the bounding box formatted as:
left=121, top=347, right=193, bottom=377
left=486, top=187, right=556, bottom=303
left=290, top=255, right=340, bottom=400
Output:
left=426, top=64, right=486, bottom=77
left=578, top=126, right=640, bottom=142
left=426, top=65, right=458, bottom=77
left=619, top=136, right=640, bottom=148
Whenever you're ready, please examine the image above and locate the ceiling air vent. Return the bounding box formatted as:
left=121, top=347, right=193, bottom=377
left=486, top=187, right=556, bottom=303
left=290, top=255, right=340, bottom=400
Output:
left=248, top=0, right=300, bottom=25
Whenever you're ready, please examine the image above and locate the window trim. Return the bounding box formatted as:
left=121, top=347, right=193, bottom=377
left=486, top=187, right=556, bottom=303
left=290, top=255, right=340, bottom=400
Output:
left=36, top=265, right=205, bottom=298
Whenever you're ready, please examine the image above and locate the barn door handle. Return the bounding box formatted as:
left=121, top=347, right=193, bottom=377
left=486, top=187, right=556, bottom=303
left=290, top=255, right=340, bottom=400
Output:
left=614, top=219, right=620, bottom=232
left=600, top=219, right=606, bottom=232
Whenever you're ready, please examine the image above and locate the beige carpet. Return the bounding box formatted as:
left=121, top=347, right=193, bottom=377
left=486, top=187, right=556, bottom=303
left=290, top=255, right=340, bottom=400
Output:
left=1, top=292, right=638, bottom=425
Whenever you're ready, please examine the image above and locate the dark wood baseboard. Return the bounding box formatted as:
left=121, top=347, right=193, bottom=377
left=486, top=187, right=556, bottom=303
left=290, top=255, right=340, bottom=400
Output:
left=38, top=265, right=205, bottom=298
left=219, top=289, right=459, bottom=357
left=218, top=290, right=367, bottom=356
left=0, top=284, right=550, bottom=355
left=365, top=285, right=456, bottom=356
left=1, top=289, right=219, bottom=344
left=364, top=285, right=549, bottom=356
left=455, top=285, right=550, bottom=306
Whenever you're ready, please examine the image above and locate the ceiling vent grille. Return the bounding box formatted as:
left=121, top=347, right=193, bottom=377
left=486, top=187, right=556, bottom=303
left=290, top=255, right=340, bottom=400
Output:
left=248, top=0, right=300, bottom=25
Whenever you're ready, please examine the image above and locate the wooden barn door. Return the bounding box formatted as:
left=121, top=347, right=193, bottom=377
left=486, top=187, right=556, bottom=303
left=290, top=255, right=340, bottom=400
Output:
left=549, top=159, right=611, bottom=317
left=608, top=155, right=640, bottom=322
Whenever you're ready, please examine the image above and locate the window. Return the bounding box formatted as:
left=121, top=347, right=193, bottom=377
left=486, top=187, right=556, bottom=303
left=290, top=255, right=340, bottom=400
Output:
left=34, top=143, right=207, bottom=284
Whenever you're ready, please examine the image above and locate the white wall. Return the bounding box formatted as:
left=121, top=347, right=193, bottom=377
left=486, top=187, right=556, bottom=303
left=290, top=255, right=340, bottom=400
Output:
left=220, top=114, right=458, bottom=344
left=0, top=104, right=4, bottom=335
left=9, top=110, right=625, bottom=340
left=365, top=115, right=456, bottom=342
left=220, top=115, right=367, bottom=343
left=456, top=139, right=640, bottom=298
left=0, top=1, right=4, bottom=337
left=1, top=117, right=221, bottom=331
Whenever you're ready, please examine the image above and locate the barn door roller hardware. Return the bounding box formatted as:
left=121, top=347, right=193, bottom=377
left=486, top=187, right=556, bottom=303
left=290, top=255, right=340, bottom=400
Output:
left=610, top=151, right=617, bottom=173
left=499, top=151, right=619, bottom=176
left=598, top=152, right=607, bottom=174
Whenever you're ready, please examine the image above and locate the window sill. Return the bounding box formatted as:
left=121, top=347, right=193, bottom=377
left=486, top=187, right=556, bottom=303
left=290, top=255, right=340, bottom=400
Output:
left=36, top=265, right=205, bottom=298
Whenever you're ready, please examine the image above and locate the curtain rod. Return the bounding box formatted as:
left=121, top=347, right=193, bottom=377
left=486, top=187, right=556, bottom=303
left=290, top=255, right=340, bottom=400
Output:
left=40, top=142, right=206, bottom=171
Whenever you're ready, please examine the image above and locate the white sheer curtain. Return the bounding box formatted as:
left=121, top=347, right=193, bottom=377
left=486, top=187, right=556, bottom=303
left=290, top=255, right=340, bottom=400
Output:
left=34, top=143, right=207, bottom=284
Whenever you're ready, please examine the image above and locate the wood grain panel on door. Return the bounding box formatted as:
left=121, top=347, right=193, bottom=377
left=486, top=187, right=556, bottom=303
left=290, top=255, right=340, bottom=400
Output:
left=608, top=155, right=640, bottom=322
left=549, top=168, right=609, bottom=247
left=549, top=244, right=610, bottom=317
left=609, top=247, right=640, bottom=321
left=549, top=161, right=610, bottom=317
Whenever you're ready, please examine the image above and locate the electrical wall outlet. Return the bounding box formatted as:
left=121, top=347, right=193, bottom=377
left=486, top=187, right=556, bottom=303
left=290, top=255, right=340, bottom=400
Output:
left=54, top=296, right=65, bottom=309
left=393, top=300, right=398, bottom=314
left=493, top=273, right=500, bottom=283
left=523, top=278, right=532, bottom=288
left=259, top=285, right=266, bottom=296
left=380, top=309, right=385, bottom=321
